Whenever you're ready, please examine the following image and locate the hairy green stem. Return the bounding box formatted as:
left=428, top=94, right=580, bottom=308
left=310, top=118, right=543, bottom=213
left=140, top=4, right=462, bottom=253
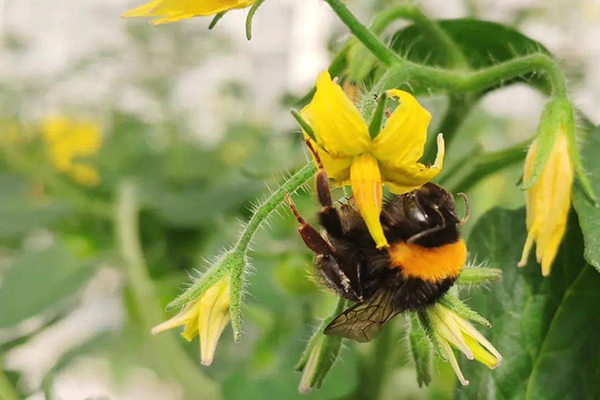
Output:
left=166, top=163, right=317, bottom=315
left=326, top=0, right=567, bottom=97
left=235, top=163, right=316, bottom=252
left=324, top=0, right=400, bottom=66
left=115, top=181, right=220, bottom=400
left=0, top=368, right=21, bottom=400
left=388, top=53, right=567, bottom=96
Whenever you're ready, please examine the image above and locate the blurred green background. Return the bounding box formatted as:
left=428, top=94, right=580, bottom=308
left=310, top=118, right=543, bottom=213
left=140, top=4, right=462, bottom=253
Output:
left=1, top=0, right=599, bottom=399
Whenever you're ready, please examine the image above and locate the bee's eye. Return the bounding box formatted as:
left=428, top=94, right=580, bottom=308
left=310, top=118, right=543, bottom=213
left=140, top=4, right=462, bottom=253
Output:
left=406, top=199, right=429, bottom=223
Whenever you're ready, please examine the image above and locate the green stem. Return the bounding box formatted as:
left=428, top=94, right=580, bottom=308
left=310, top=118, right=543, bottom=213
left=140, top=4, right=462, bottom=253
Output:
left=0, top=369, right=21, bottom=400
left=388, top=54, right=567, bottom=96
left=324, top=0, right=401, bottom=66
left=371, top=5, right=467, bottom=68
left=115, top=181, right=220, bottom=400
left=235, top=163, right=316, bottom=252
left=166, top=163, right=317, bottom=312
left=326, top=0, right=567, bottom=97
left=245, top=0, right=266, bottom=40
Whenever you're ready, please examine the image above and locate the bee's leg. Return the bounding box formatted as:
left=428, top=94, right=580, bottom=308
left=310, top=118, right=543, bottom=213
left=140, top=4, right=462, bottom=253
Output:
left=316, top=254, right=363, bottom=302
left=304, top=139, right=344, bottom=237
left=286, top=194, right=362, bottom=301
left=285, top=193, right=332, bottom=256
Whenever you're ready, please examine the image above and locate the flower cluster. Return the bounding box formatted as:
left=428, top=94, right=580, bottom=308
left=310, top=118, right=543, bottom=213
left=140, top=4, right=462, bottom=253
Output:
left=42, top=116, right=102, bottom=186
left=301, top=71, right=444, bottom=248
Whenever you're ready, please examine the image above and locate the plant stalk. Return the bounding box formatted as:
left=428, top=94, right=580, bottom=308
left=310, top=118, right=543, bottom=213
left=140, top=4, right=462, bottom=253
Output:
left=115, top=180, right=220, bottom=400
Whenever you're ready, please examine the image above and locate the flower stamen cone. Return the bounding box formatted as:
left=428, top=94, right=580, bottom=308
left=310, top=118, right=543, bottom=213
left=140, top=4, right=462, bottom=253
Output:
left=300, top=71, right=444, bottom=247
left=427, top=304, right=501, bottom=386
left=123, top=0, right=258, bottom=25
left=350, top=153, right=387, bottom=248
left=518, top=129, right=574, bottom=276
left=152, top=274, right=231, bottom=366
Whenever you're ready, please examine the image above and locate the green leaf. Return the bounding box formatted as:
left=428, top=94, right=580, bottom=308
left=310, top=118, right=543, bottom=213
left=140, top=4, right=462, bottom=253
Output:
left=457, top=207, right=600, bottom=400
left=573, top=126, right=600, bottom=273
left=390, top=19, right=552, bottom=93
left=0, top=242, right=94, bottom=330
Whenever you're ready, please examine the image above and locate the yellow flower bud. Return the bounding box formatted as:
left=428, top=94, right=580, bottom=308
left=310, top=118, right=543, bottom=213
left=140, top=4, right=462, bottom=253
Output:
left=518, top=129, right=574, bottom=276
left=152, top=274, right=231, bottom=366
left=41, top=116, right=102, bottom=187
left=428, top=303, right=502, bottom=386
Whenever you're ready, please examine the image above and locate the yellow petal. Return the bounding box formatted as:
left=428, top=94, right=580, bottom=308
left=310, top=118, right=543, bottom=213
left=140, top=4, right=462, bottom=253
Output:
left=373, top=90, right=432, bottom=166
left=464, top=334, right=499, bottom=368
left=439, top=339, right=469, bottom=386
left=123, top=0, right=255, bottom=21
left=382, top=134, right=445, bottom=194
left=301, top=71, right=370, bottom=158
left=350, top=153, right=388, bottom=248
left=198, top=276, right=231, bottom=366
left=151, top=300, right=201, bottom=336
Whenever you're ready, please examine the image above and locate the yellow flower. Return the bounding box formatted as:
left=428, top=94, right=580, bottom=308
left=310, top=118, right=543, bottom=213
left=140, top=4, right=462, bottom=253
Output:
left=122, top=0, right=257, bottom=25
left=152, top=275, right=231, bottom=366
left=428, top=304, right=502, bottom=386
left=42, top=116, right=102, bottom=187
left=302, top=71, right=445, bottom=248
left=518, top=129, right=574, bottom=276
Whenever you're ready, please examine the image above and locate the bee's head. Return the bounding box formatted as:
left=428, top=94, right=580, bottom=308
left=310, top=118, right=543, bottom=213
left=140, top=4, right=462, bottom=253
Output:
left=402, top=183, right=461, bottom=228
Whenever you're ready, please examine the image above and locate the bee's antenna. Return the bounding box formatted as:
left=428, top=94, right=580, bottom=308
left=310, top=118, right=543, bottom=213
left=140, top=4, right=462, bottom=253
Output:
left=285, top=193, right=306, bottom=225
left=457, top=193, right=470, bottom=225
left=303, top=138, right=323, bottom=169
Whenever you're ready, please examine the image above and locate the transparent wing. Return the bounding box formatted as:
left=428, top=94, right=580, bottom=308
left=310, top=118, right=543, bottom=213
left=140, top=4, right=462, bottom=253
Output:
left=324, top=290, right=399, bottom=342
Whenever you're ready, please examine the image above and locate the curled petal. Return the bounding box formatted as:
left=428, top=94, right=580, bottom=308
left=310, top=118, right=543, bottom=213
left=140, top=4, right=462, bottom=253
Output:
left=301, top=71, right=370, bottom=158
left=350, top=153, right=388, bottom=248
left=373, top=90, right=432, bottom=166
left=382, top=134, right=445, bottom=194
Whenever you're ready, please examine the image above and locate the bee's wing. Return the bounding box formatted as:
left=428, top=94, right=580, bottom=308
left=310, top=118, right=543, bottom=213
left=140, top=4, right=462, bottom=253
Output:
left=324, top=291, right=399, bottom=342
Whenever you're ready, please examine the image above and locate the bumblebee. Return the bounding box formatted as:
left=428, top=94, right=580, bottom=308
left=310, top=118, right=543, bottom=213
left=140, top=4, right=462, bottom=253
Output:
left=286, top=144, right=468, bottom=342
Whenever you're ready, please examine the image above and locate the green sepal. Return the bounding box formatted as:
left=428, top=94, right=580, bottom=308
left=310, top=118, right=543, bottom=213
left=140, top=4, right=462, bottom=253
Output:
left=416, top=310, right=446, bottom=361
left=296, top=299, right=346, bottom=392
left=368, top=92, right=388, bottom=139
left=438, top=294, right=491, bottom=328
left=166, top=249, right=236, bottom=311
left=564, top=105, right=598, bottom=205
left=291, top=110, right=317, bottom=142
left=209, top=12, right=226, bottom=30
left=408, top=316, right=432, bottom=387
left=229, top=251, right=248, bottom=342
left=245, top=0, right=267, bottom=41
left=456, top=265, right=502, bottom=286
